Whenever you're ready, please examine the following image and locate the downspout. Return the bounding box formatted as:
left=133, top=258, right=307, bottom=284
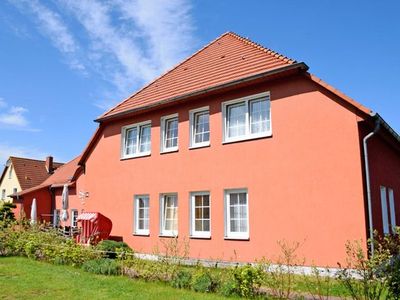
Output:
left=363, top=114, right=380, bottom=257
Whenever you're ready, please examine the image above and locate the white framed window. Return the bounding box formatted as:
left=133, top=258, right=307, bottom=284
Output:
left=71, top=209, right=79, bottom=228
left=121, top=120, right=151, bottom=159
left=13, top=188, right=17, bottom=194
left=388, top=188, right=396, bottom=232
left=1, top=189, right=5, bottom=200
left=222, top=92, right=271, bottom=143
left=161, top=114, right=178, bottom=153
left=380, top=186, right=390, bottom=235
left=190, top=192, right=211, bottom=238
left=189, top=107, right=210, bottom=148
left=53, top=209, right=60, bottom=227
left=160, top=194, right=178, bottom=236
left=225, top=189, right=249, bottom=239
left=134, top=195, right=150, bottom=235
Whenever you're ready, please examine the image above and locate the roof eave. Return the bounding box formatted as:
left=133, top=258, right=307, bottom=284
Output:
left=95, top=62, right=309, bottom=124
left=370, top=112, right=400, bottom=145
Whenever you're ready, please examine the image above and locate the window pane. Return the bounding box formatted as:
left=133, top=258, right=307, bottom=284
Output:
left=165, top=118, right=178, bottom=149
left=195, top=195, right=202, bottom=206
left=230, top=220, right=238, bottom=232
left=195, top=207, right=202, bottom=219
left=163, top=195, right=177, bottom=233
left=203, top=220, right=210, bottom=231
left=203, top=195, right=210, bottom=206
left=195, top=220, right=202, bottom=231
left=125, top=127, right=138, bottom=155
left=203, top=207, right=210, bottom=219
left=139, top=125, right=151, bottom=153
left=250, top=98, right=270, bottom=134
left=227, top=103, right=246, bottom=138
left=194, top=111, right=210, bottom=144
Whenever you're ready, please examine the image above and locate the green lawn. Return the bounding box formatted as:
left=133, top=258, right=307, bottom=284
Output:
left=0, top=257, right=226, bottom=300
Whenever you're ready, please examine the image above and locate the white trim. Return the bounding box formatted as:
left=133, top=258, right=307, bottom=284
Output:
left=134, top=195, right=150, bottom=236
left=222, top=91, right=271, bottom=144
left=53, top=209, right=60, bottom=227
left=159, top=193, right=178, bottom=237
left=388, top=188, right=396, bottom=232
left=189, top=106, right=210, bottom=149
left=380, top=186, right=390, bottom=235
left=121, top=120, right=152, bottom=159
left=190, top=191, right=211, bottom=238
left=224, top=188, right=249, bottom=240
left=160, top=113, right=179, bottom=153
left=70, top=209, right=78, bottom=228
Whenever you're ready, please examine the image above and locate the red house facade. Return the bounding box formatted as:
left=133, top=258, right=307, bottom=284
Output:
left=16, top=32, right=400, bottom=267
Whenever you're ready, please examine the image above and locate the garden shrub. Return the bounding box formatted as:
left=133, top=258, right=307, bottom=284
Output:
left=230, top=264, right=264, bottom=298
left=219, top=278, right=238, bottom=297
left=191, top=268, right=219, bottom=293
left=0, top=202, right=16, bottom=226
left=96, top=240, right=132, bottom=259
left=82, top=258, right=121, bottom=275
left=170, top=269, right=193, bottom=289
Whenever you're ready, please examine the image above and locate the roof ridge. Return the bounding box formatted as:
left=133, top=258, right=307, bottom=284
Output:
left=9, top=156, right=64, bottom=165
left=226, top=32, right=297, bottom=64
left=98, top=32, right=234, bottom=120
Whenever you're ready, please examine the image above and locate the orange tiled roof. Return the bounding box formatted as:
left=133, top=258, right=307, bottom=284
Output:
left=14, top=156, right=81, bottom=197
left=98, top=32, right=296, bottom=121
left=9, top=157, right=63, bottom=190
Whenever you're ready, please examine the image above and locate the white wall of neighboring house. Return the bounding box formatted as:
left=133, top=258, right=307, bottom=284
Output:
left=0, top=162, right=21, bottom=203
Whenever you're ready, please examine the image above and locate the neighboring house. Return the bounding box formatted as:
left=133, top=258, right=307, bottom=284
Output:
left=16, top=32, right=400, bottom=267
left=12, top=156, right=81, bottom=225
left=0, top=156, right=63, bottom=206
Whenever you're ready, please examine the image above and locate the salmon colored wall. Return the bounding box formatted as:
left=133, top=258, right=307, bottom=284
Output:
left=78, top=75, right=368, bottom=267
left=365, top=130, right=400, bottom=235
left=19, top=188, right=52, bottom=223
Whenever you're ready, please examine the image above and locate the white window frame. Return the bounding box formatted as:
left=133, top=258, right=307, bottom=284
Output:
left=388, top=188, right=396, bottom=232
left=134, top=195, right=150, bottom=235
left=8, top=165, right=12, bottom=179
left=190, top=191, right=211, bottom=238
left=222, top=91, right=271, bottom=143
left=13, top=188, right=17, bottom=194
left=380, top=186, right=390, bottom=235
left=224, top=189, right=249, bottom=240
left=160, top=114, right=179, bottom=153
left=121, top=120, right=152, bottom=159
left=159, top=193, right=178, bottom=237
left=70, top=209, right=78, bottom=228
left=53, top=209, right=60, bottom=227
left=1, top=189, right=5, bottom=200
left=189, top=107, right=210, bottom=149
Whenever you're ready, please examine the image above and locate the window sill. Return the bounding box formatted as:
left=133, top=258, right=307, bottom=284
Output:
left=133, top=233, right=150, bottom=237
left=189, top=143, right=210, bottom=150
left=190, top=235, right=211, bottom=240
left=160, top=148, right=179, bottom=154
left=223, top=132, right=272, bottom=145
left=224, top=236, right=250, bottom=241
left=158, top=234, right=178, bottom=238
left=121, top=153, right=151, bottom=160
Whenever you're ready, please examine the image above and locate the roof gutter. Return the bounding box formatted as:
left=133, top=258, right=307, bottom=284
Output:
left=96, top=62, right=309, bottom=123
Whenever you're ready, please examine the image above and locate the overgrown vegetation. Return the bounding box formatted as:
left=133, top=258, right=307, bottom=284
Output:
left=2, top=221, right=400, bottom=299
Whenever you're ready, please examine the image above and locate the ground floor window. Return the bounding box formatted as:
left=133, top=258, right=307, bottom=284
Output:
left=134, top=195, right=150, bottom=235
left=381, top=186, right=397, bottom=235
left=53, top=209, right=60, bottom=227
left=160, top=194, right=178, bottom=236
left=71, top=209, right=78, bottom=228
left=225, top=189, right=249, bottom=239
left=190, top=192, right=211, bottom=238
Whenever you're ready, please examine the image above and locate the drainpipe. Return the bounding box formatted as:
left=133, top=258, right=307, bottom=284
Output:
left=363, top=115, right=380, bottom=257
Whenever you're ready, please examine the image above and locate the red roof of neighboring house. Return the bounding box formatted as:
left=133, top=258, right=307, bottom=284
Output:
left=98, top=32, right=297, bottom=121
left=1, top=157, right=63, bottom=190
left=13, top=156, right=81, bottom=197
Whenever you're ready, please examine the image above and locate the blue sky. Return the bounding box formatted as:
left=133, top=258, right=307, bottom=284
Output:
left=0, top=0, right=399, bottom=164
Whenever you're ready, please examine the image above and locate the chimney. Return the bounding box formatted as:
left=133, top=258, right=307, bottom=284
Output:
left=45, top=156, right=54, bottom=174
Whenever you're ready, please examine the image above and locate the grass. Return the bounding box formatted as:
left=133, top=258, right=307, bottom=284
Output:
left=0, top=257, right=227, bottom=300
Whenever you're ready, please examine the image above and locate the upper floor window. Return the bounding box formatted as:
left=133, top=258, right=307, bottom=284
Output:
left=222, top=92, right=271, bottom=143
left=189, top=107, right=210, bottom=148
left=134, top=195, right=150, bottom=235
left=161, top=114, right=178, bottom=153
left=225, top=189, right=249, bottom=240
left=1, top=189, right=5, bottom=200
left=13, top=188, right=17, bottom=194
left=121, top=121, right=151, bottom=159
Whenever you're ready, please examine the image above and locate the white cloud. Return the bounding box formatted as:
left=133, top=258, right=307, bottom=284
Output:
left=9, top=0, right=196, bottom=110
left=0, top=99, right=39, bottom=131
left=0, top=143, right=47, bottom=165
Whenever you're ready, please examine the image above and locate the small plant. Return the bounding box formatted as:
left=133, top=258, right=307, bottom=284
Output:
left=82, top=258, right=121, bottom=275
left=170, top=269, right=193, bottom=289
left=96, top=240, right=132, bottom=259
left=302, top=266, right=332, bottom=300
left=191, top=268, right=219, bottom=293
left=230, top=264, right=264, bottom=298
left=0, top=202, right=16, bottom=226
